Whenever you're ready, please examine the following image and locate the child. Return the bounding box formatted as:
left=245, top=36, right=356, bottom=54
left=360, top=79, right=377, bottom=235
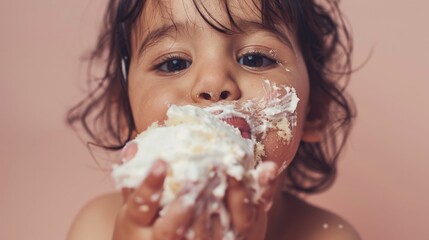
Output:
left=67, top=0, right=359, bottom=239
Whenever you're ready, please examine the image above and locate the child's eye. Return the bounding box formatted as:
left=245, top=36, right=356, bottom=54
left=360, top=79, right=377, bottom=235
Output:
left=238, top=52, right=276, bottom=68
left=155, top=56, right=192, bottom=73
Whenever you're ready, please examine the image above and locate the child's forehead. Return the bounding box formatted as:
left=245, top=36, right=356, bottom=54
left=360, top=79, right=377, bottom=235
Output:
left=132, top=0, right=294, bottom=51
left=138, top=0, right=263, bottom=33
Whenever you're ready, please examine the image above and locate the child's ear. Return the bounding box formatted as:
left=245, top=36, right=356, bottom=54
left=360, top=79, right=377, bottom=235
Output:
left=301, top=103, right=328, bottom=143
left=301, top=86, right=331, bottom=143
left=301, top=118, right=325, bottom=143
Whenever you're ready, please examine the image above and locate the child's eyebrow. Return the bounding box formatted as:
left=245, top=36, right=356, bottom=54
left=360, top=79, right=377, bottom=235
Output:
left=236, top=20, right=294, bottom=51
left=137, top=20, right=294, bottom=58
left=137, top=23, right=182, bottom=58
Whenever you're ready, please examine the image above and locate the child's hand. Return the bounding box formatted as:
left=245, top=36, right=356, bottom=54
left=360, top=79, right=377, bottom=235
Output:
left=224, top=161, right=278, bottom=240
left=113, top=143, right=278, bottom=240
left=184, top=161, right=278, bottom=240
left=113, top=159, right=199, bottom=239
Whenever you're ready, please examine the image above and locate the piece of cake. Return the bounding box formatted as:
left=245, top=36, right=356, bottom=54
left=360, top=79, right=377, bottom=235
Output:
left=112, top=104, right=256, bottom=205
left=111, top=80, right=299, bottom=239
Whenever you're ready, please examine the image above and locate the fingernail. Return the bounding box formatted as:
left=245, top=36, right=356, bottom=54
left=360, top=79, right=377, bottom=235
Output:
left=179, top=193, right=197, bottom=208
left=151, top=160, right=167, bottom=177
left=149, top=192, right=161, bottom=202
left=120, top=142, right=138, bottom=163
left=185, top=229, right=195, bottom=239
left=139, top=204, right=150, bottom=212
left=134, top=196, right=144, bottom=204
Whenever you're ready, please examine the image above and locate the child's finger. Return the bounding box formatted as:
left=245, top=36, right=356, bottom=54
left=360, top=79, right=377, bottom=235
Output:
left=120, top=141, right=138, bottom=163
left=226, top=177, right=257, bottom=236
left=125, top=160, right=167, bottom=226
left=257, top=161, right=278, bottom=212
left=189, top=205, right=208, bottom=240
left=121, top=188, right=134, bottom=202
left=152, top=195, right=195, bottom=239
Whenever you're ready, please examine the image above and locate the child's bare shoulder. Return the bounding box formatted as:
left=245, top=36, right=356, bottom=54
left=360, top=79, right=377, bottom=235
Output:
left=275, top=193, right=361, bottom=240
left=67, top=193, right=122, bottom=240
left=67, top=192, right=360, bottom=240
left=299, top=201, right=361, bottom=240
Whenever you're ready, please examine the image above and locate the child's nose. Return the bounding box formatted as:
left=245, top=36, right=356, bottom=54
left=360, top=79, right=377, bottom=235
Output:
left=191, top=63, right=241, bottom=103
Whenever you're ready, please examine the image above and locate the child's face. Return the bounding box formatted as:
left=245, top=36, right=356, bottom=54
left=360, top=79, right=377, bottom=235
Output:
left=127, top=0, right=310, bottom=169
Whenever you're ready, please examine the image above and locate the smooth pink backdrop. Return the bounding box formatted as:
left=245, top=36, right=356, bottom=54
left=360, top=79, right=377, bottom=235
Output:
left=1, top=0, right=428, bottom=239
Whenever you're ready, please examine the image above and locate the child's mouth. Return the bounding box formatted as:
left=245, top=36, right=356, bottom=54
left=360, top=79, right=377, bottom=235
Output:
left=221, top=117, right=251, bottom=139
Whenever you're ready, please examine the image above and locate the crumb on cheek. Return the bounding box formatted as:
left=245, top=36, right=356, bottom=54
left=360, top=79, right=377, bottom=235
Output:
left=275, top=118, right=293, bottom=143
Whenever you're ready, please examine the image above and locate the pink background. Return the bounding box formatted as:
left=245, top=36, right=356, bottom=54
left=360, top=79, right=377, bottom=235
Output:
left=1, top=0, right=428, bottom=239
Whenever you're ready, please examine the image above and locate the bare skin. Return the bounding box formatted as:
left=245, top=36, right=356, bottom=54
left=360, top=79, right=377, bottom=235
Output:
left=68, top=183, right=361, bottom=240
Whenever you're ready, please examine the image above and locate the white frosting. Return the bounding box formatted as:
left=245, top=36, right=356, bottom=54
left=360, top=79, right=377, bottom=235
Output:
left=112, top=105, right=256, bottom=205
left=111, top=80, right=300, bottom=239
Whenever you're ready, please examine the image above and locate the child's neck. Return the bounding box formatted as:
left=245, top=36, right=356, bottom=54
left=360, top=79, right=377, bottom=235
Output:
left=266, top=173, right=306, bottom=239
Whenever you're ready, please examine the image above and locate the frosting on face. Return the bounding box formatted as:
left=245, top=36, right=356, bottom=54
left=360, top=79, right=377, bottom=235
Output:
left=203, top=79, right=300, bottom=162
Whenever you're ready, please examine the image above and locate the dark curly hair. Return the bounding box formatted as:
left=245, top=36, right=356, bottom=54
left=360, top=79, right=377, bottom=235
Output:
left=67, top=0, right=354, bottom=194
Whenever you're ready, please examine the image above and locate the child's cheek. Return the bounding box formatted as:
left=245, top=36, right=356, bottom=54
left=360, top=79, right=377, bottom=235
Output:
left=130, top=87, right=197, bottom=133
left=257, top=82, right=307, bottom=173
left=130, top=90, right=175, bottom=133
left=260, top=120, right=302, bottom=174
